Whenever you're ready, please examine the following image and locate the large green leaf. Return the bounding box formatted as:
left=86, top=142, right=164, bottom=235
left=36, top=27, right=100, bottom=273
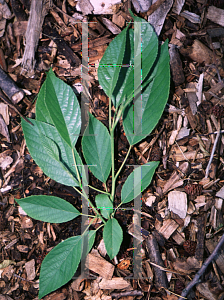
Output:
left=103, top=218, right=123, bottom=259
left=17, top=195, right=81, bottom=223
left=116, top=17, right=158, bottom=108
left=36, top=68, right=81, bottom=147
left=98, top=26, right=128, bottom=102
left=81, top=113, right=111, bottom=183
left=121, top=161, right=159, bottom=204
left=95, top=194, right=113, bottom=219
left=98, top=17, right=158, bottom=108
left=21, top=119, right=84, bottom=186
left=39, top=235, right=83, bottom=299
left=123, top=41, right=170, bottom=145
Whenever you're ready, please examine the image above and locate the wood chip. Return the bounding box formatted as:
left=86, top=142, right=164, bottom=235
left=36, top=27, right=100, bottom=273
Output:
left=17, top=245, right=29, bottom=253
left=25, top=259, right=35, bottom=280
left=159, top=219, right=179, bottom=239
left=99, top=277, right=131, bottom=290
left=100, top=17, right=121, bottom=34
left=186, top=82, right=198, bottom=115
left=163, top=162, right=189, bottom=194
left=172, top=230, right=185, bottom=245
left=168, top=191, right=187, bottom=219
left=207, top=6, right=224, bottom=27
left=86, top=253, right=114, bottom=280
left=147, top=0, right=173, bottom=35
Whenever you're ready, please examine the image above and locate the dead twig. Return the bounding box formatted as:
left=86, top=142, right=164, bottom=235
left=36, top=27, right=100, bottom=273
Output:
left=111, top=290, right=143, bottom=299
left=0, top=90, right=33, bottom=125
left=205, top=121, right=220, bottom=178
left=145, top=234, right=168, bottom=290
left=178, top=233, right=224, bottom=300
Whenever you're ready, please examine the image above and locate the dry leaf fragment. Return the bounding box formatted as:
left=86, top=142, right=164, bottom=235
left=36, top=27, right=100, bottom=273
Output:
left=1, top=264, right=14, bottom=281
left=117, top=259, right=130, bottom=270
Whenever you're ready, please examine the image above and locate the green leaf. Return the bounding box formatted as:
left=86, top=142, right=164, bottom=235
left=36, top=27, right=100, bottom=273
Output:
left=103, top=219, right=123, bottom=259
left=123, top=41, right=170, bottom=145
left=40, top=134, right=60, bottom=160
left=36, top=68, right=81, bottom=147
left=21, top=119, right=84, bottom=186
left=82, top=113, right=111, bottom=183
left=98, top=26, right=128, bottom=103
left=99, top=18, right=158, bottom=108
left=17, top=195, right=81, bottom=223
left=132, top=15, right=158, bottom=81
left=87, top=230, right=96, bottom=252
left=81, top=230, right=96, bottom=259
left=95, top=194, right=113, bottom=219
left=39, top=235, right=83, bottom=299
left=121, top=161, right=159, bottom=204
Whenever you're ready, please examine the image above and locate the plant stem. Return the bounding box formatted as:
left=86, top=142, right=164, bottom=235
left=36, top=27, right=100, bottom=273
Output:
left=114, top=144, right=132, bottom=182
left=112, top=105, right=123, bottom=131
left=109, top=97, right=112, bottom=131
left=82, top=216, right=98, bottom=235
left=88, top=184, right=110, bottom=196
left=73, top=186, right=106, bottom=224
left=82, top=214, right=95, bottom=218
left=110, top=127, right=115, bottom=202
left=72, top=148, right=82, bottom=186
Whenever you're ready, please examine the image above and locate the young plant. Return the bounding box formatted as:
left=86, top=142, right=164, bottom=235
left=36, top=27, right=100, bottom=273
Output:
left=18, top=14, right=170, bottom=299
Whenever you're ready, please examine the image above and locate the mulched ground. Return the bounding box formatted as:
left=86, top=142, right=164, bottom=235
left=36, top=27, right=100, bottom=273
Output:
left=1, top=0, right=224, bottom=299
